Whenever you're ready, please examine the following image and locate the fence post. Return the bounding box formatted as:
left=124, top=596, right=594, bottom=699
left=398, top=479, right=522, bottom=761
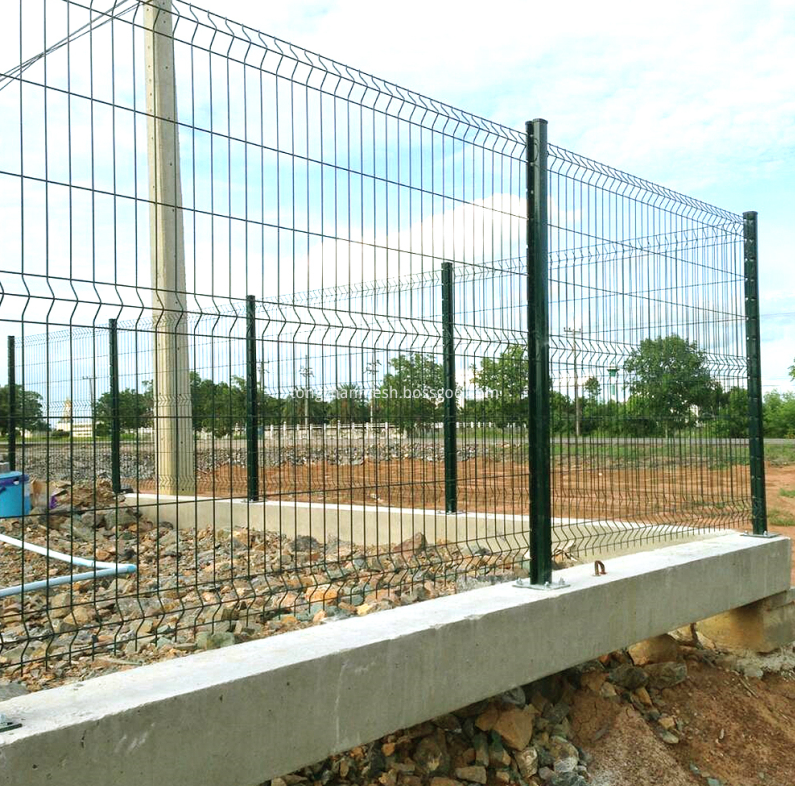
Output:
left=109, top=319, right=122, bottom=494
left=442, top=260, right=458, bottom=514
left=7, top=336, right=16, bottom=471
left=744, top=211, right=767, bottom=535
left=527, top=118, right=553, bottom=585
left=246, top=295, right=259, bottom=501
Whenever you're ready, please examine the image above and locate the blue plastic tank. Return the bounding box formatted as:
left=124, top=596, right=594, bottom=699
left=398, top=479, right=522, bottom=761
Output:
left=0, top=471, right=31, bottom=518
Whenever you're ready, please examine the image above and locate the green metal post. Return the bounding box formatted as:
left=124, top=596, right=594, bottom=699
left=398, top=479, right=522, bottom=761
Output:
left=7, top=336, right=16, bottom=471
left=109, top=319, right=122, bottom=494
left=442, top=261, right=458, bottom=514
left=527, top=119, right=552, bottom=585
left=744, top=211, right=767, bottom=535
left=246, top=295, right=259, bottom=501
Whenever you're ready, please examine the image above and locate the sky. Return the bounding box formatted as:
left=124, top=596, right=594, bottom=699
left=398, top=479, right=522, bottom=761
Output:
left=0, top=0, right=792, bottom=403
left=212, top=0, right=795, bottom=392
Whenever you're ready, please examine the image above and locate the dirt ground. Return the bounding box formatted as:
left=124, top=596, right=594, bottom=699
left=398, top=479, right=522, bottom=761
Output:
left=572, top=657, right=795, bottom=786
left=761, top=464, right=795, bottom=583
left=139, top=457, right=795, bottom=578
left=166, top=457, right=753, bottom=525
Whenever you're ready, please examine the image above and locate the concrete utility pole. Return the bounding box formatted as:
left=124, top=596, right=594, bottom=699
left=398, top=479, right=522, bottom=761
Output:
left=300, top=360, right=313, bottom=431
left=259, top=358, right=269, bottom=393
left=366, top=354, right=380, bottom=425
left=145, top=0, right=195, bottom=494
left=564, top=327, right=583, bottom=438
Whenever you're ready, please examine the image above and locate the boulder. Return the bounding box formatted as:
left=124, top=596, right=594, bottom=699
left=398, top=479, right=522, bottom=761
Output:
left=608, top=664, right=648, bottom=691
left=514, top=747, right=539, bottom=779
left=414, top=732, right=451, bottom=776
left=0, top=681, right=28, bottom=701
left=396, top=532, right=427, bottom=554
left=454, top=766, right=487, bottom=784
left=645, top=662, right=688, bottom=690
left=491, top=705, right=536, bottom=750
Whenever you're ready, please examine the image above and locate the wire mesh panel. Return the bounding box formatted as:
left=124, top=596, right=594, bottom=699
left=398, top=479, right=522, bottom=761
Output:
left=0, top=0, right=531, bottom=675
left=0, top=0, right=753, bottom=678
left=546, top=146, right=750, bottom=555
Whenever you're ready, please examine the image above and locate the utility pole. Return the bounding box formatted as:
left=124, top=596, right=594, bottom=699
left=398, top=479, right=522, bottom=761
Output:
left=145, top=0, right=194, bottom=494
left=300, top=359, right=313, bottom=431
left=564, top=327, right=583, bottom=438
left=81, top=376, right=96, bottom=416
left=365, top=354, right=381, bottom=426
left=259, top=358, right=269, bottom=394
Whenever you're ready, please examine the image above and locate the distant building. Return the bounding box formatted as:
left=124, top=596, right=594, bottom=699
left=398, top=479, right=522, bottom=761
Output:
left=55, top=398, right=94, bottom=438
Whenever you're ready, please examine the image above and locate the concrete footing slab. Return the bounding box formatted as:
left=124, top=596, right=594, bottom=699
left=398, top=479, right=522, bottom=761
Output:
left=127, top=493, right=727, bottom=559
left=0, top=532, right=789, bottom=786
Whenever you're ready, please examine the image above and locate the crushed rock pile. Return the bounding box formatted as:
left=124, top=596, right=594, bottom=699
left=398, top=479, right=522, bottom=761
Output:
left=15, top=442, right=490, bottom=486
left=256, top=641, right=694, bottom=786
left=255, top=634, right=787, bottom=786
left=0, top=480, right=528, bottom=686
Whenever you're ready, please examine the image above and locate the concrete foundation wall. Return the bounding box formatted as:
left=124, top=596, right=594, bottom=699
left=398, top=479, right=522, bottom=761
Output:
left=0, top=533, right=789, bottom=786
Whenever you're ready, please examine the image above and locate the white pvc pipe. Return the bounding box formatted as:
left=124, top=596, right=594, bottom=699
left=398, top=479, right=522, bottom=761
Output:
left=0, top=532, right=136, bottom=598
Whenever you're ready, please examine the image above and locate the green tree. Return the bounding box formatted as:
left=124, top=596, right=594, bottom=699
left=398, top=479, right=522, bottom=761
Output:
left=258, top=391, right=283, bottom=426
left=190, top=373, right=240, bottom=437
left=471, top=346, right=581, bottom=432
left=623, top=335, right=717, bottom=435
left=711, top=386, right=748, bottom=438
left=550, top=389, right=575, bottom=434
left=621, top=394, right=658, bottom=436
left=0, top=384, right=48, bottom=434
left=378, top=353, right=445, bottom=434
left=583, top=376, right=601, bottom=400
left=459, top=397, right=488, bottom=427
left=93, top=384, right=153, bottom=435
left=281, top=388, right=329, bottom=426
left=581, top=398, right=627, bottom=437
left=763, top=390, right=795, bottom=438
left=577, top=377, right=603, bottom=435
left=227, top=376, right=284, bottom=430
left=328, top=384, right=368, bottom=424
left=190, top=373, right=282, bottom=435
left=473, top=344, right=527, bottom=425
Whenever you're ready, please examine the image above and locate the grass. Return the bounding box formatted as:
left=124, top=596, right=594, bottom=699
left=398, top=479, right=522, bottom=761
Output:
left=549, top=437, right=754, bottom=470
left=779, top=488, right=795, bottom=499
left=765, top=443, right=795, bottom=466
left=767, top=508, right=795, bottom=527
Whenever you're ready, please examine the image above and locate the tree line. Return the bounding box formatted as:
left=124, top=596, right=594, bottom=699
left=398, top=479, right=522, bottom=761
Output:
left=2, top=335, right=795, bottom=439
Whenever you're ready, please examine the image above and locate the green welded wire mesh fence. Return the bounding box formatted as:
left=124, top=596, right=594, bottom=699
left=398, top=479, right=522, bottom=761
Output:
left=545, top=145, right=755, bottom=557
left=0, top=0, right=763, bottom=676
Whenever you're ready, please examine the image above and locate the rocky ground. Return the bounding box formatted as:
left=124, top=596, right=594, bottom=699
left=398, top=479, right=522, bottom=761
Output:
left=1, top=453, right=793, bottom=681
left=763, top=466, right=795, bottom=582
left=255, top=634, right=795, bottom=786
left=8, top=436, right=758, bottom=530
left=12, top=443, right=491, bottom=486
left=4, top=632, right=794, bottom=786
left=2, top=456, right=794, bottom=783
left=0, top=478, right=530, bottom=683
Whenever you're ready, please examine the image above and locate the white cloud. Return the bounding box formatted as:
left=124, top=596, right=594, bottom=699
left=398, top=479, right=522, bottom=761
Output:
left=215, top=0, right=795, bottom=389
left=1, top=0, right=793, bottom=387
